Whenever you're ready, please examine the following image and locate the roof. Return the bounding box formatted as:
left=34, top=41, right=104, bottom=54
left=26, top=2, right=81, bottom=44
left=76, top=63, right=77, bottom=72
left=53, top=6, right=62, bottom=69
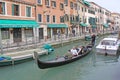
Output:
left=102, top=38, right=118, bottom=42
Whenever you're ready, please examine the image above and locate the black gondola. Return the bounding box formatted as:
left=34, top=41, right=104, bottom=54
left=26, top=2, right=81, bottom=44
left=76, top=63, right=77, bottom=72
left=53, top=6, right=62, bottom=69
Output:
left=33, top=44, right=93, bottom=69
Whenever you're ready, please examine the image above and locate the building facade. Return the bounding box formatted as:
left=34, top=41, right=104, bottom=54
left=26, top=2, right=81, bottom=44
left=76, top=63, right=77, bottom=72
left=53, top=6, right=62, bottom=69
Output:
left=111, top=13, right=120, bottom=31
left=0, top=0, right=38, bottom=48
left=0, top=0, right=119, bottom=48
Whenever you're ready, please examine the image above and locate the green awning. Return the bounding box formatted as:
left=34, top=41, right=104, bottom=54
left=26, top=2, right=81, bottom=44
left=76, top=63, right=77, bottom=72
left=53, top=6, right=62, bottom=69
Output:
left=47, top=24, right=68, bottom=28
left=92, top=25, right=97, bottom=28
left=83, top=0, right=90, bottom=7
left=0, top=19, right=39, bottom=28
left=84, top=23, right=88, bottom=26
left=80, top=23, right=87, bottom=27
left=103, top=24, right=109, bottom=28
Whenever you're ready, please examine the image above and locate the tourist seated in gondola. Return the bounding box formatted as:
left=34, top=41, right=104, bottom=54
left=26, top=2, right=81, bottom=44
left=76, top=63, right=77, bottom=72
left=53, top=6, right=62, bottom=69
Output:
left=64, top=46, right=78, bottom=59
left=78, top=46, right=88, bottom=55
left=76, top=46, right=82, bottom=54
left=70, top=46, right=78, bottom=56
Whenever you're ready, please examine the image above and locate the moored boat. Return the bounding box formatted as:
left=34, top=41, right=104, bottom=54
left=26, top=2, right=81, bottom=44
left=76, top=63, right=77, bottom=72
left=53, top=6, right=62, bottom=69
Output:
left=96, top=37, right=120, bottom=56
left=33, top=44, right=93, bottom=69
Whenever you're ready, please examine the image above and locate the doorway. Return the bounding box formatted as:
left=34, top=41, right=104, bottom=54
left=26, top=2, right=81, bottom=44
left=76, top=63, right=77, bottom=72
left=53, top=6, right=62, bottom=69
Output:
left=39, top=28, right=43, bottom=39
left=13, top=28, right=22, bottom=42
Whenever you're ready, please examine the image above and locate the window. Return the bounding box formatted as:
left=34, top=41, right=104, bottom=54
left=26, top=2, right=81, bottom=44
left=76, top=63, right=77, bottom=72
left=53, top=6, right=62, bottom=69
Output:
left=0, top=2, right=5, bottom=15
left=64, top=0, right=68, bottom=6
left=70, top=15, right=72, bottom=21
left=53, top=15, right=56, bottom=23
left=74, top=3, right=77, bottom=10
left=46, top=15, right=50, bottom=22
left=60, top=16, right=64, bottom=23
left=60, top=3, right=64, bottom=10
left=64, top=14, right=69, bottom=21
left=85, top=8, right=86, bottom=12
left=12, top=4, right=19, bottom=16
left=70, top=2, right=73, bottom=9
left=26, top=6, right=31, bottom=17
left=45, top=0, right=50, bottom=7
left=38, top=14, right=42, bottom=22
left=52, top=1, right=56, bottom=8
left=77, top=5, right=80, bottom=10
left=25, top=28, right=33, bottom=37
left=37, top=0, right=42, bottom=5
left=76, top=15, right=79, bottom=22
left=1, top=28, right=10, bottom=40
left=82, top=7, right=83, bottom=12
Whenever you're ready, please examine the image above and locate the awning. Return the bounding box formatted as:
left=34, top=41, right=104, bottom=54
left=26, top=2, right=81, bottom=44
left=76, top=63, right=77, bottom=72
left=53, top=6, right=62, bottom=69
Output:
left=80, top=23, right=87, bottom=27
left=47, top=24, right=68, bottom=28
left=84, top=23, right=88, bottom=26
left=83, top=0, right=90, bottom=7
left=103, top=24, right=109, bottom=28
left=92, top=25, right=97, bottom=28
left=0, top=19, right=39, bottom=28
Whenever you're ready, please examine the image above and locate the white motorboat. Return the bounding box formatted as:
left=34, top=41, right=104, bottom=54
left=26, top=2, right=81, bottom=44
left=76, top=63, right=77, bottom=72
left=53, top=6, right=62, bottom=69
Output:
left=96, top=38, right=120, bottom=55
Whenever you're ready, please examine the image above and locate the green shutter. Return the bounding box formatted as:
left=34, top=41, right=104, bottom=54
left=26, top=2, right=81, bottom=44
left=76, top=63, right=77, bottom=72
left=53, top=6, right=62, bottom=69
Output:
left=12, top=4, right=14, bottom=15
left=2, top=3, right=5, bottom=15
left=26, top=7, right=31, bottom=17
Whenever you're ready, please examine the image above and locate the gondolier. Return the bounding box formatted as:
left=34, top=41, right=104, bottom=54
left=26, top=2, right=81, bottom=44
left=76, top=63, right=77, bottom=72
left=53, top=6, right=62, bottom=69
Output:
left=91, top=34, right=96, bottom=46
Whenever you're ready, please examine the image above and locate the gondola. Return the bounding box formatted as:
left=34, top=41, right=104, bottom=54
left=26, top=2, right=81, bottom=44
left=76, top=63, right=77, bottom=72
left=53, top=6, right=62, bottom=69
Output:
left=34, top=44, right=93, bottom=69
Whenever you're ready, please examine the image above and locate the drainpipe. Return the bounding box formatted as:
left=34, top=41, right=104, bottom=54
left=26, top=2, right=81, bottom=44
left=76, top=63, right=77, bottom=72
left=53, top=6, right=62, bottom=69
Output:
left=34, top=5, right=37, bottom=21
left=0, top=29, right=3, bottom=54
left=34, top=4, right=38, bottom=44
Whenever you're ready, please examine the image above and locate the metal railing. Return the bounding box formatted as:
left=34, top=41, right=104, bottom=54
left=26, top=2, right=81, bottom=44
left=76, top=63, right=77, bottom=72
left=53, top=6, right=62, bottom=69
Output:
left=0, top=30, right=115, bottom=54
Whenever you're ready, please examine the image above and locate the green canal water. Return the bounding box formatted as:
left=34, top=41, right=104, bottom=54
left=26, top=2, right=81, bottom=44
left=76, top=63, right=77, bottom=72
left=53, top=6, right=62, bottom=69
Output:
left=0, top=35, right=120, bottom=80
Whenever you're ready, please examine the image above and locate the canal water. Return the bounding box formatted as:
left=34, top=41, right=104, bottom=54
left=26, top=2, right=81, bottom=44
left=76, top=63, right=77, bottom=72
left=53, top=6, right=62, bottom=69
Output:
left=0, top=35, right=120, bottom=80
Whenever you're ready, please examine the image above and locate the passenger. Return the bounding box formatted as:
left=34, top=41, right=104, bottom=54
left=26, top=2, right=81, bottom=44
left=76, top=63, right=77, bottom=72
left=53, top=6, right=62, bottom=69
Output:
left=70, top=46, right=78, bottom=56
left=75, top=45, right=80, bottom=52
left=78, top=46, right=84, bottom=55
left=77, top=46, right=82, bottom=54
left=81, top=46, right=88, bottom=53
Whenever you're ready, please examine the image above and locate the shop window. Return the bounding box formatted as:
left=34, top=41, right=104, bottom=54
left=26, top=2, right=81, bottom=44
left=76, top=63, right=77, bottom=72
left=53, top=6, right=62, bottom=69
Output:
left=53, top=28, right=57, bottom=35
left=61, top=28, right=65, bottom=34
left=25, top=28, right=33, bottom=37
left=1, top=28, right=10, bottom=40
